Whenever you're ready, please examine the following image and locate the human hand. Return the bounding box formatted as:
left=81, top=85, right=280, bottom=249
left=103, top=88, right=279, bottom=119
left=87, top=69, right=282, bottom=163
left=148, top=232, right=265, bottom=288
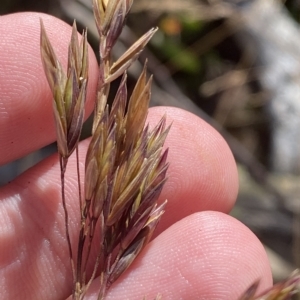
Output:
left=0, top=13, right=272, bottom=300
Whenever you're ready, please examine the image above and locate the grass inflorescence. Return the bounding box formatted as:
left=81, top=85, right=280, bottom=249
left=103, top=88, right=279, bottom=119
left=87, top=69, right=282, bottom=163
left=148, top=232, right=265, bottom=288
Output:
left=40, top=0, right=169, bottom=299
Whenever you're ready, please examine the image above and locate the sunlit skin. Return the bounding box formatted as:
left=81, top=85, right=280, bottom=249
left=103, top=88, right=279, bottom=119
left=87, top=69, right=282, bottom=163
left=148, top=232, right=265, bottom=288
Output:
left=0, top=13, right=272, bottom=300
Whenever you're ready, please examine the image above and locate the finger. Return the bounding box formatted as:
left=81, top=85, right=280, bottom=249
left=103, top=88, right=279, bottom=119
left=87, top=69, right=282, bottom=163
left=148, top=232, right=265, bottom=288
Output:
left=0, top=107, right=238, bottom=299
left=0, top=12, right=98, bottom=165
left=84, top=212, right=272, bottom=299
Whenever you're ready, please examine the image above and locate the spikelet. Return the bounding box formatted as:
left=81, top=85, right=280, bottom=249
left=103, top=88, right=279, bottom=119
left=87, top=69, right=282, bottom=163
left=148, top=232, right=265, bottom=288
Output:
left=40, top=20, right=88, bottom=159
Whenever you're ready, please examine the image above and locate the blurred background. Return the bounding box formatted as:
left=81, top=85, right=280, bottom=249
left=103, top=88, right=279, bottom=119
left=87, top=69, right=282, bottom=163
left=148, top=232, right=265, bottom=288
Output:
left=1, top=0, right=300, bottom=284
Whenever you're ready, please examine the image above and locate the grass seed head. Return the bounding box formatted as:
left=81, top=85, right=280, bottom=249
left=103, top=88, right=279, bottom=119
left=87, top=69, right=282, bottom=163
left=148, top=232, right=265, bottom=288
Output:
left=41, top=1, right=169, bottom=298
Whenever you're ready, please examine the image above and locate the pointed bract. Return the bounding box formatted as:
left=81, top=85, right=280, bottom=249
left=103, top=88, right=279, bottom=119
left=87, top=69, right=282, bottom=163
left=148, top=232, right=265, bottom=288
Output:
left=109, top=28, right=158, bottom=79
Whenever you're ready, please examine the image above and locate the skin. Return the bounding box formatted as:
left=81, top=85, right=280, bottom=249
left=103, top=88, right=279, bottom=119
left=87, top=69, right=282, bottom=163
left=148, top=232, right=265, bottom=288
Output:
left=0, top=12, right=272, bottom=300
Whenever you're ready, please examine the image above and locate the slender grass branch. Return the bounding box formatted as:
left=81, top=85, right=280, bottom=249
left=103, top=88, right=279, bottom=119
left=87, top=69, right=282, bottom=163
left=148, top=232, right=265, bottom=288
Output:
left=59, top=156, right=75, bottom=287
left=76, top=146, right=82, bottom=213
